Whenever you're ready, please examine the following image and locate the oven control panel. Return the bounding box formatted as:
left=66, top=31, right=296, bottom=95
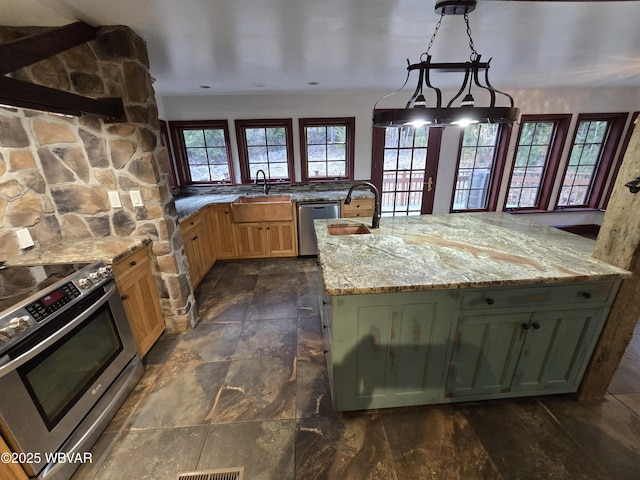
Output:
left=25, top=282, right=81, bottom=322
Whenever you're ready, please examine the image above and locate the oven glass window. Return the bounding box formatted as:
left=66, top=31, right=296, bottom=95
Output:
left=20, top=305, right=123, bottom=430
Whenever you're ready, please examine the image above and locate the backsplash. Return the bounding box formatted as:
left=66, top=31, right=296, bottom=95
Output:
left=0, top=26, right=195, bottom=332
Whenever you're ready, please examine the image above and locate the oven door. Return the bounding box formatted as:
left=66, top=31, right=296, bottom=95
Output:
left=0, top=280, right=137, bottom=477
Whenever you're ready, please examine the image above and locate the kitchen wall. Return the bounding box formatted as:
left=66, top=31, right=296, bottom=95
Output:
left=160, top=86, right=640, bottom=226
left=0, top=26, right=195, bottom=332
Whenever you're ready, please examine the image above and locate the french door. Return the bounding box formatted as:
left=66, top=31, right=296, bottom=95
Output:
left=371, top=124, right=442, bottom=216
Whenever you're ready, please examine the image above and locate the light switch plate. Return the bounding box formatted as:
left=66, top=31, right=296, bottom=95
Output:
left=16, top=228, right=34, bottom=249
left=130, top=190, right=144, bottom=207
left=108, top=191, right=122, bottom=208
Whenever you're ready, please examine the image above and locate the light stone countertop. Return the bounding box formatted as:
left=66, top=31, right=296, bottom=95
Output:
left=174, top=190, right=374, bottom=220
left=314, top=213, right=631, bottom=296
left=6, top=237, right=149, bottom=266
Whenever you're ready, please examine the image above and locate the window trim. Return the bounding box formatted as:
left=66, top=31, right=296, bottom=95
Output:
left=168, top=120, right=235, bottom=186
left=503, top=114, right=572, bottom=213
left=298, top=117, right=355, bottom=182
left=235, top=118, right=295, bottom=184
left=602, top=111, right=638, bottom=208
left=450, top=123, right=512, bottom=213
left=554, top=112, right=628, bottom=210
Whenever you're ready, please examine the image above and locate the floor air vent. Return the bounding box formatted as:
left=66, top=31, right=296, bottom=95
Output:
left=177, top=467, right=245, bottom=480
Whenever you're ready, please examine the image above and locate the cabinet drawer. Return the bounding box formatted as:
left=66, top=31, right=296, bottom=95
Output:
left=113, top=246, right=148, bottom=277
left=342, top=198, right=374, bottom=218
left=460, top=281, right=616, bottom=311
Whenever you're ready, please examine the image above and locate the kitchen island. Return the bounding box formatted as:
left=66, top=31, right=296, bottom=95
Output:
left=314, top=213, right=631, bottom=411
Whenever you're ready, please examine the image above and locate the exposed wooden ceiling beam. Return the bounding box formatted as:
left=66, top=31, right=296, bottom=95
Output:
left=0, top=76, right=124, bottom=120
left=0, top=21, right=125, bottom=120
left=0, top=22, right=97, bottom=75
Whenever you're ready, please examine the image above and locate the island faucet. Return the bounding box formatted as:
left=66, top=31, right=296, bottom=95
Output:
left=344, top=181, right=381, bottom=229
left=255, top=169, right=271, bottom=195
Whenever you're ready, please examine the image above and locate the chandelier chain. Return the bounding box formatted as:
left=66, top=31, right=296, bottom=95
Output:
left=422, top=11, right=445, bottom=60
left=464, top=12, right=479, bottom=61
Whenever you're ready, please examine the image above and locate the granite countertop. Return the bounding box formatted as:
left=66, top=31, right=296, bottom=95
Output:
left=6, top=237, right=149, bottom=266
left=174, top=189, right=374, bottom=220
left=314, top=213, right=631, bottom=296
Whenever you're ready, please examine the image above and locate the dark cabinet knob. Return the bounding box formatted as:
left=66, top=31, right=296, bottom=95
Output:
left=486, top=298, right=495, bottom=305
left=129, top=261, right=136, bottom=266
left=532, top=322, right=541, bottom=330
left=582, top=292, right=592, bottom=299
left=522, top=323, right=531, bottom=330
left=193, top=235, right=198, bottom=241
left=121, top=295, right=128, bottom=300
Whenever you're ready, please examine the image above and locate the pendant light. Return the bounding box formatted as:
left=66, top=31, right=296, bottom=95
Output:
left=373, top=0, right=519, bottom=128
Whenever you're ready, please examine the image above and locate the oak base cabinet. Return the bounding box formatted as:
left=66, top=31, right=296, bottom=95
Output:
left=113, top=247, right=165, bottom=357
left=179, top=207, right=216, bottom=288
left=0, top=436, right=27, bottom=480
left=235, top=221, right=297, bottom=258
left=210, top=204, right=237, bottom=259
left=341, top=198, right=375, bottom=219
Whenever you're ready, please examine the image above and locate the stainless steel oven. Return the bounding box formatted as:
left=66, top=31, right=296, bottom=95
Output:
left=0, top=262, right=143, bottom=480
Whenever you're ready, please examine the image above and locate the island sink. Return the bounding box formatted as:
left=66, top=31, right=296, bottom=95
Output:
left=328, top=224, right=371, bottom=236
left=230, top=194, right=293, bottom=222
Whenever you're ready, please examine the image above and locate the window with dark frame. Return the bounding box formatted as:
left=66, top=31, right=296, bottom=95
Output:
left=235, top=119, right=295, bottom=183
left=556, top=112, right=628, bottom=209
left=299, top=117, right=355, bottom=182
left=451, top=123, right=511, bottom=212
left=370, top=123, right=442, bottom=217
left=168, top=120, right=234, bottom=185
left=505, top=114, right=571, bottom=211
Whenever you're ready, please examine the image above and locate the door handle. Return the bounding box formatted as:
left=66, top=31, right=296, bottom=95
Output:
left=427, top=177, right=434, bottom=192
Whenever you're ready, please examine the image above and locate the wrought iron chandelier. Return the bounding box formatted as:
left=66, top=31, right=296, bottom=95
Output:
left=373, top=0, right=519, bottom=128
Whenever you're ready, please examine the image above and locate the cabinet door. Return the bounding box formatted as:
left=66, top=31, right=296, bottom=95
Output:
left=235, top=222, right=266, bottom=257
left=332, top=291, right=455, bottom=410
left=114, top=248, right=165, bottom=357
left=446, top=313, right=529, bottom=398
left=511, top=309, right=606, bottom=393
left=210, top=205, right=237, bottom=259
left=265, top=221, right=297, bottom=257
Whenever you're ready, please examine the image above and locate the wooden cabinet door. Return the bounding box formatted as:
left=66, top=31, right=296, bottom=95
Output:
left=511, top=309, right=607, bottom=393
left=265, top=221, right=297, bottom=257
left=331, top=290, right=455, bottom=411
left=446, top=313, right=528, bottom=398
left=235, top=222, right=266, bottom=257
left=0, top=436, right=27, bottom=480
left=210, top=205, right=237, bottom=259
left=114, top=248, right=165, bottom=357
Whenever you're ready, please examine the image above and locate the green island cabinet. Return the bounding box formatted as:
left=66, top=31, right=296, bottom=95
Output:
left=320, top=280, right=620, bottom=411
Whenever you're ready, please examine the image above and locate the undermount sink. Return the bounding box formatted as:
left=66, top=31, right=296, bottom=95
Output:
left=328, top=223, right=371, bottom=236
left=230, top=195, right=293, bottom=222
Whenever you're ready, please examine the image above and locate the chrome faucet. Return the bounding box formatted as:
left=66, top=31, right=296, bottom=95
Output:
left=255, top=169, right=271, bottom=195
left=344, top=181, right=381, bottom=229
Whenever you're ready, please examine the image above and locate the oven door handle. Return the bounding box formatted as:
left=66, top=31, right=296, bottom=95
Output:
left=0, top=282, right=118, bottom=378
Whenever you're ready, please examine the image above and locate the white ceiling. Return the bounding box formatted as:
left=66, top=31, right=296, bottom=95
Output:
left=1, top=0, right=639, bottom=97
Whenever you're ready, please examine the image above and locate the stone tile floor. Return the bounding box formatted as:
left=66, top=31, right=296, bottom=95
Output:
left=73, top=258, right=640, bottom=480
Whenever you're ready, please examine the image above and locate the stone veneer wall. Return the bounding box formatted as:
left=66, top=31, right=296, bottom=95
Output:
left=0, top=25, right=196, bottom=332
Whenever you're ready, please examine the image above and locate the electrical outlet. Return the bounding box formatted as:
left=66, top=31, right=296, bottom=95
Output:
left=108, top=191, right=122, bottom=208
left=130, top=190, right=144, bottom=207
left=16, top=228, right=34, bottom=249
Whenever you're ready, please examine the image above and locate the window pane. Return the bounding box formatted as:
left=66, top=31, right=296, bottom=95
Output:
left=183, top=130, right=205, bottom=147
left=246, top=128, right=266, bottom=146
left=506, top=120, right=556, bottom=209
left=307, top=126, right=326, bottom=144
left=453, top=124, right=500, bottom=211
left=381, top=125, right=428, bottom=216
left=300, top=120, right=351, bottom=180
left=266, top=127, right=286, bottom=145
left=558, top=119, right=610, bottom=207
left=174, top=123, right=233, bottom=185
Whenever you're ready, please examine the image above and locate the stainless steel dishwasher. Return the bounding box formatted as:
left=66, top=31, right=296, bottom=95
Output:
left=297, top=201, right=340, bottom=256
